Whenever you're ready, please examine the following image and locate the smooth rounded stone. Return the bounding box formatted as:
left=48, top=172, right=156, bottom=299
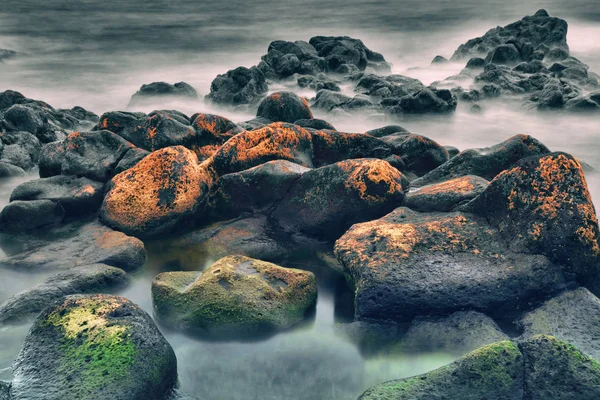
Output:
left=293, top=118, right=336, bottom=131
left=11, top=294, right=177, bottom=400
left=0, top=162, right=25, bottom=178
left=100, top=146, right=213, bottom=238
left=191, top=113, right=243, bottom=148
left=256, top=92, right=313, bottom=123
left=38, top=141, right=65, bottom=177
left=0, top=131, right=41, bottom=170
left=206, top=66, right=268, bottom=105
left=237, top=116, right=272, bottom=131
left=128, top=81, right=197, bottom=106
left=0, top=221, right=146, bottom=272
left=310, top=130, right=393, bottom=167
left=272, top=159, right=407, bottom=240
left=0, top=264, right=130, bottom=324
left=565, top=96, right=600, bottom=111
left=405, top=175, right=489, bottom=212
left=398, top=311, right=508, bottom=355
left=206, top=160, right=310, bottom=221
left=311, top=89, right=353, bottom=111
left=366, top=125, right=409, bottom=138
left=469, top=103, right=484, bottom=114
left=465, top=57, right=487, bottom=69
left=359, top=341, right=524, bottom=400
left=0, top=90, right=26, bottom=110
left=10, top=175, right=104, bottom=216
left=521, top=335, right=600, bottom=400
left=486, top=44, right=521, bottom=65
left=113, top=147, right=149, bottom=174
left=212, top=122, right=314, bottom=175
left=412, top=134, right=550, bottom=187
left=445, top=145, right=460, bottom=158
left=465, top=152, right=600, bottom=279
left=335, top=207, right=566, bottom=322
left=516, top=288, right=600, bottom=361
left=0, top=199, right=65, bottom=231
left=431, top=55, right=449, bottom=64
left=170, top=215, right=293, bottom=261
left=3, top=104, right=64, bottom=143
left=152, top=255, right=317, bottom=338
left=95, top=110, right=145, bottom=135
left=380, top=133, right=449, bottom=176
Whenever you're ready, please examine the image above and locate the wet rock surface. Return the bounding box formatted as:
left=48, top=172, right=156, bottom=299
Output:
left=128, top=81, right=197, bottom=107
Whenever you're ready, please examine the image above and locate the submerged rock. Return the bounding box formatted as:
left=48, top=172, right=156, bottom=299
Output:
left=272, top=158, right=407, bottom=240
left=256, top=91, right=313, bottom=123
left=11, top=294, right=177, bottom=400
left=152, top=255, right=317, bottom=338
left=100, top=146, right=213, bottom=237
left=0, top=264, right=130, bottom=324
left=128, top=81, right=197, bottom=107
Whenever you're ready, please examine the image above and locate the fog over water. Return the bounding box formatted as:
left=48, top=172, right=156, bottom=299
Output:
left=1, top=1, right=600, bottom=399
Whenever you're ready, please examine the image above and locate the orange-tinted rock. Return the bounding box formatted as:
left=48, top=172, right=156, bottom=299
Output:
left=466, top=152, right=600, bottom=279
left=212, top=122, right=313, bottom=175
left=119, top=110, right=196, bottom=152
left=190, top=113, right=243, bottom=147
left=405, top=175, right=489, bottom=212
left=334, top=207, right=566, bottom=322
left=413, top=134, right=550, bottom=186
left=256, top=91, right=313, bottom=123
left=100, top=146, right=213, bottom=237
left=310, top=130, right=393, bottom=167
left=272, top=158, right=407, bottom=240
left=380, top=133, right=449, bottom=176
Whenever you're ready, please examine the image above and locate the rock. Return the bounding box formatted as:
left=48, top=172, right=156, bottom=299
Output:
left=312, top=89, right=374, bottom=112
left=310, top=130, right=393, bottom=167
left=536, top=83, right=565, bottom=109
left=297, top=75, right=341, bottom=92
left=380, top=133, right=449, bottom=176
left=405, top=175, right=489, bottom=212
left=335, top=207, right=566, bottom=322
left=0, top=90, right=26, bottom=110
left=3, top=104, right=65, bottom=143
left=521, top=335, right=600, bottom=399
left=206, top=160, right=309, bottom=221
left=206, top=66, right=268, bottom=105
left=272, top=159, right=407, bottom=240
left=397, top=311, right=509, bottom=355
left=191, top=113, right=243, bottom=149
left=0, top=381, right=9, bottom=400
left=293, top=118, right=336, bottom=131
left=366, top=125, right=409, bottom=138
left=128, top=81, right=197, bottom=106
left=100, top=146, right=213, bottom=238
left=38, top=141, right=66, bottom=178
left=0, top=49, right=17, bottom=61
left=445, top=145, right=460, bottom=158
left=565, top=96, right=600, bottom=111
left=113, top=147, right=149, bottom=174
left=95, top=111, right=145, bottom=135
left=256, top=92, right=313, bottom=123
left=0, top=131, right=41, bottom=171
left=517, top=288, right=600, bottom=361
left=0, top=199, right=65, bottom=231
left=0, top=264, right=130, bottom=324
left=11, top=294, right=177, bottom=400
left=486, top=44, right=521, bottom=66
left=359, top=341, right=524, bottom=399
left=10, top=175, right=104, bottom=216
left=590, top=91, right=600, bottom=104
left=212, top=122, right=313, bottom=175
left=431, top=55, right=449, bottom=64
left=513, top=60, right=547, bottom=74
left=309, top=36, right=391, bottom=73
left=465, top=57, right=486, bottom=69
left=391, top=88, right=457, bottom=114
left=465, top=152, right=600, bottom=279
left=0, top=221, right=146, bottom=272
left=412, top=134, right=550, bottom=186
left=0, top=162, right=25, bottom=178
left=170, top=215, right=292, bottom=261
left=237, top=116, right=272, bottom=131
left=152, top=255, right=317, bottom=338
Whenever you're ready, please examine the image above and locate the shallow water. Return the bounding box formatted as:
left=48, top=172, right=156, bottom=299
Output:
left=0, top=0, right=600, bottom=399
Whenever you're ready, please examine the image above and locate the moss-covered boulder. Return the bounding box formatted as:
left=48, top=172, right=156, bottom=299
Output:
left=100, top=146, right=213, bottom=237
left=405, top=175, right=489, bottom=212
left=11, top=294, right=177, bottom=400
left=359, top=341, right=524, bottom=399
left=212, top=122, right=313, bottom=175
left=412, top=134, right=550, bottom=186
left=272, top=158, right=407, bottom=240
left=256, top=91, right=313, bottom=123
left=466, top=152, right=600, bottom=279
left=310, top=130, right=393, bottom=167
left=152, top=255, right=317, bottom=338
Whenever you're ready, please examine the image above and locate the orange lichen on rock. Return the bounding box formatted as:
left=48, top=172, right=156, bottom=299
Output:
left=100, top=146, right=213, bottom=237
left=415, top=176, right=478, bottom=196
left=341, top=159, right=405, bottom=202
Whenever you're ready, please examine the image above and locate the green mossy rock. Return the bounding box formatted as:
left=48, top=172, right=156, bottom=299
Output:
left=152, top=255, right=317, bottom=338
left=11, top=294, right=177, bottom=400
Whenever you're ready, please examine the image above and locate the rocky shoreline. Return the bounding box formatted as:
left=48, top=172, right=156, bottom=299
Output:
left=1, top=8, right=600, bottom=400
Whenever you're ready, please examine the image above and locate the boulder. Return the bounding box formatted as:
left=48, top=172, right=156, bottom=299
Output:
left=3, top=103, right=65, bottom=143
left=359, top=341, right=524, bottom=399
left=310, top=130, right=393, bottom=167
left=0, top=161, right=25, bottom=178
left=206, top=66, right=268, bottom=105
left=335, top=207, right=566, bottom=322
left=95, top=111, right=145, bottom=135
left=272, top=159, right=407, bottom=240
left=405, top=175, right=489, bottom=212
left=297, top=75, right=340, bottom=92
left=412, top=134, right=550, bottom=186
left=366, top=125, right=409, bottom=138
left=100, top=146, right=213, bottom=237
left=431, top=55, right=449, bottom=64
left=0, top=199, right=65, bottom=231
left=293, top=118, right=336, bottom=131
left=152, top=255, right=317, bottom=338
left=128, top=81, right=197, bottom=106
left=0, top=131, right=41, bottom=171
left=190, top=113, right=243, bottom=148
left=380, top=133, right=449, bottom=176
left=11, top=294, right=177, bottom=400
left=0, top=221, right=146, bottom=272
left=113, top=147, right=149, bottom=174
left=38, top=141, right=66, bottom=178
left=212, top=122, right=313, bottom=175
left=308, top=36, right=391, bottom=73
left=10, top=175, right=104, bottom=216
left=486, top=44, right=521, bottom=65
left=0, top=264, right=130, bottom=324
left=256, top=91, right=313, bottom=123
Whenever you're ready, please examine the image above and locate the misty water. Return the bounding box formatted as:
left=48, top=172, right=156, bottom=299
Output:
left=1, top=0, right=600, bottom=399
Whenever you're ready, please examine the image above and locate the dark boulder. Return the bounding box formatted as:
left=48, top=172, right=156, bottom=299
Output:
left=297, top=74, right=341, bottom=92
left=431, top=55, right=449, bottom=64
left=486, top=44, right=521, bottom=65
left=0, top=199, right=65, bottom=231
left=95, top=111, right=145, bottom=136
left=206, top=66, right=268, bottom=105
left=3, top=103, right=65, bottom=143
left=380, top=133, right=449, bottom=176
left=294, top=118, right=336, bottom=131
left=308, top=36, right=391, bottom=73
left=11, top=294, right=177, bottom=400
left=310, top=130, right=393, bottom=167
left=405, top=175, right=489, bottom=212
left=113, top=147, right=149, bottom=174
left=0, top=161, right=25, bottom=178
left=191, top=113, right=243, bottom=147
left=256, top=92, right=313, bottom=123
left=366, top=125, right=409, bottom=138
left=465, top=57, right=486, bottom=69
left=128, top=81, right=197, bottom=107
left=259, top=40, right=326, bottom=78
left=0, top=131, right=41, bottom=171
